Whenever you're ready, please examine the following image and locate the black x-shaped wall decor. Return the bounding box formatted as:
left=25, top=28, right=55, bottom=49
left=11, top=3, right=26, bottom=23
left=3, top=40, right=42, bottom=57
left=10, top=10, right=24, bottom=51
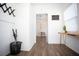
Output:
left=0, top=3, right=15, bottom=17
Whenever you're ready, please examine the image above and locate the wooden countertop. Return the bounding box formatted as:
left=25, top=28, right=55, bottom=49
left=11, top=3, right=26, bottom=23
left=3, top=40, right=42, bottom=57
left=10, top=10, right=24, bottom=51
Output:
left=58, top=31, right=79, bottom=36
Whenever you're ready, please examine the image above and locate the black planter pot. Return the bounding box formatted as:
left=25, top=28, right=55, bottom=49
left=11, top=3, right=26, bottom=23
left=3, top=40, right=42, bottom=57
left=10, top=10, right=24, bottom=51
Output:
left=10, top=41, right=22, bottom=55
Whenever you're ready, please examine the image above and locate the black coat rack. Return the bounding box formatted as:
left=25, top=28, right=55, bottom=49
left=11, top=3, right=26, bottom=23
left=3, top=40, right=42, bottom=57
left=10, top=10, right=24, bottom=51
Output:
left=0, top=3, right=15, bottom=17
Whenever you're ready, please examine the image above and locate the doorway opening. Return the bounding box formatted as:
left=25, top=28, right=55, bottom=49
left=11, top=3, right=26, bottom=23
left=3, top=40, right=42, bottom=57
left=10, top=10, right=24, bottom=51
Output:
left=36, top=14, right=48, bottom=43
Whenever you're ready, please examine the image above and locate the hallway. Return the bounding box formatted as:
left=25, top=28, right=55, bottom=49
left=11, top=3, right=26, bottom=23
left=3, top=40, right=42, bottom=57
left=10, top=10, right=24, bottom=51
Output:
left=16, top=36, right=79, bottom=56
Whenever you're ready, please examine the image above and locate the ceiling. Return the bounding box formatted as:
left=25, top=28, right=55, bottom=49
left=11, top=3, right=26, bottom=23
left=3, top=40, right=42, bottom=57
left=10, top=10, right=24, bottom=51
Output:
left=31, top=3, right=72, bottom=12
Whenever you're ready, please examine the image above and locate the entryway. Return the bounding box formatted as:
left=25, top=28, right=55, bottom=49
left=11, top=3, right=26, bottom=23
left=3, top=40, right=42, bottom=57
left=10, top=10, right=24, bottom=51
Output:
left=36, top=14, right=48, bottom=43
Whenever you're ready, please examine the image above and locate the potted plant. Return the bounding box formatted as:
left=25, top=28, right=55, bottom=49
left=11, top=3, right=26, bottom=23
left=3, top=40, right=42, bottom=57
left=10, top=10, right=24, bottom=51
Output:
left=63, top=25, right=67, bottom=33
left=10, top=29, right=22, bottom=55
left=12, top=29, right=17, bottom=42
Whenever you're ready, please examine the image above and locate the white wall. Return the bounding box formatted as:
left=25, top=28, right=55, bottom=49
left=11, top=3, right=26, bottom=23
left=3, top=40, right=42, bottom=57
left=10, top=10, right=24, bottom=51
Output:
left=0, top=3, right=36, bottom=55
left=48, top=13, right=63, bottom=44
left=64, top=4, right=79, bottom=53
left=29, top=3, right=36, bottom=49
left=15, top=3, right=36, bottom=51
left=31, top=3, right=63, bottom=44
left=0, top=3, right=15, bottom=55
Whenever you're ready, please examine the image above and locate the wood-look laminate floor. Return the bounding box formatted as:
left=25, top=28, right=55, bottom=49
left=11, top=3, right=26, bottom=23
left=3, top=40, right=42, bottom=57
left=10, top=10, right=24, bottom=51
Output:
left=10, top=36, right=79, bottom=56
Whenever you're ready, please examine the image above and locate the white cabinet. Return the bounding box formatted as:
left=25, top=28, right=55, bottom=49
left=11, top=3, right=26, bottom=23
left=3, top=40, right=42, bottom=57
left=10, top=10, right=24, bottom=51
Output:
left=64, top=4, right=77, bottom=21
left=64, top=4, right=79, bottom=31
